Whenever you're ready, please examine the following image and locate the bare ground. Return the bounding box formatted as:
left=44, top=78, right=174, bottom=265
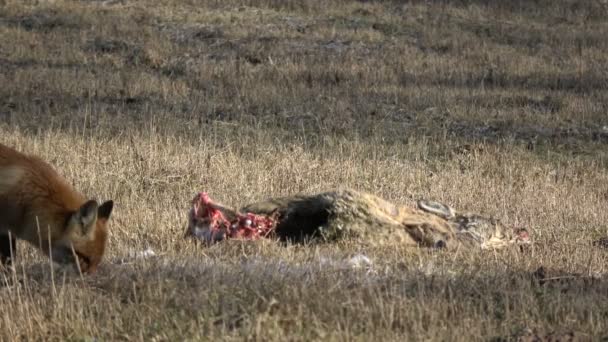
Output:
left=1, top=0, right=608, bottom=340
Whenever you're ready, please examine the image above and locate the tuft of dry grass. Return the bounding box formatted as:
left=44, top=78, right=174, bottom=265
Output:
left=1, top=0, right=608, bottom=340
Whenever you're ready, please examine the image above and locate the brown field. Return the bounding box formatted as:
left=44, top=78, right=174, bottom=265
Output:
left=1, top=0, right=608, bottom=340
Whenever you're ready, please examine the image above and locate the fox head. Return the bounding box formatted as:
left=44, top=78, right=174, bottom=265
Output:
left=51, top=200, right=114, bottom=273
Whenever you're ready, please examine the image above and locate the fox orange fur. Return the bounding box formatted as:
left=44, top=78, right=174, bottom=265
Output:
left=0, top=143, right=113, bottom=273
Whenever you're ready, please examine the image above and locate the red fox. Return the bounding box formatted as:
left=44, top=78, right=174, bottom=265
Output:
left=0, top=143, right=113, bottom=273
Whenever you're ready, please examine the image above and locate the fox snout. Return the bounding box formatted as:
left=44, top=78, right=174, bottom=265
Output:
left=50, top=245, right=100, bottom=274
left=57, top=199, right=114, bottom=273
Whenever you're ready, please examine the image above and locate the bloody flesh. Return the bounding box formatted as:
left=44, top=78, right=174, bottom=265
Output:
left=190, top=192, right=277, bottom=242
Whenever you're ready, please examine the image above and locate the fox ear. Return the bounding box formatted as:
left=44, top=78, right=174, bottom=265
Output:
left=98, top=200, right=114, bottom=220
left=74, top=200, right=99, bottom=235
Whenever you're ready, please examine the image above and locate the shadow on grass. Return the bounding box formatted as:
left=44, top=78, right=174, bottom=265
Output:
left=399, top=69, right=608, bottom=94
left=2, top=255, right=606, bottom=339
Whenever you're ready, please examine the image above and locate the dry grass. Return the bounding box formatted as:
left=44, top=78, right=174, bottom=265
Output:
left=1, top=0, right=608, bottom=340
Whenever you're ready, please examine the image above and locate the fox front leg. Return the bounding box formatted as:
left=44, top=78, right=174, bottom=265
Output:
left=0, top=233, right=16, bottom=267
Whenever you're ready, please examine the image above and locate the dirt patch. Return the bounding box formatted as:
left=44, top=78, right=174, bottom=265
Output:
left=446, top=121, right=608, bottom=146
left=593, top=237, right=608, bottom=249
left=464, top=95, right=563, bottom=114
left=497, top=328, right=589, bottom=342
left=162, top=24, right=225, bottom=45
left=0, top=9, right=84, bottom=32
left=84, top=37, right=132, bottom=54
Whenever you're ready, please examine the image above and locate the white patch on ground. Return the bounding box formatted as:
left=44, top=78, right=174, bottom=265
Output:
left=113, top=248, right=157, bottom=264
left=346, top=254, right=374, bottom=270
left=319, top=254, right=375, bottom=273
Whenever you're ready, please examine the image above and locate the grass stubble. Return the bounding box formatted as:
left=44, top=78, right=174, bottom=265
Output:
left=1, top=0, right=608, bottom=340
